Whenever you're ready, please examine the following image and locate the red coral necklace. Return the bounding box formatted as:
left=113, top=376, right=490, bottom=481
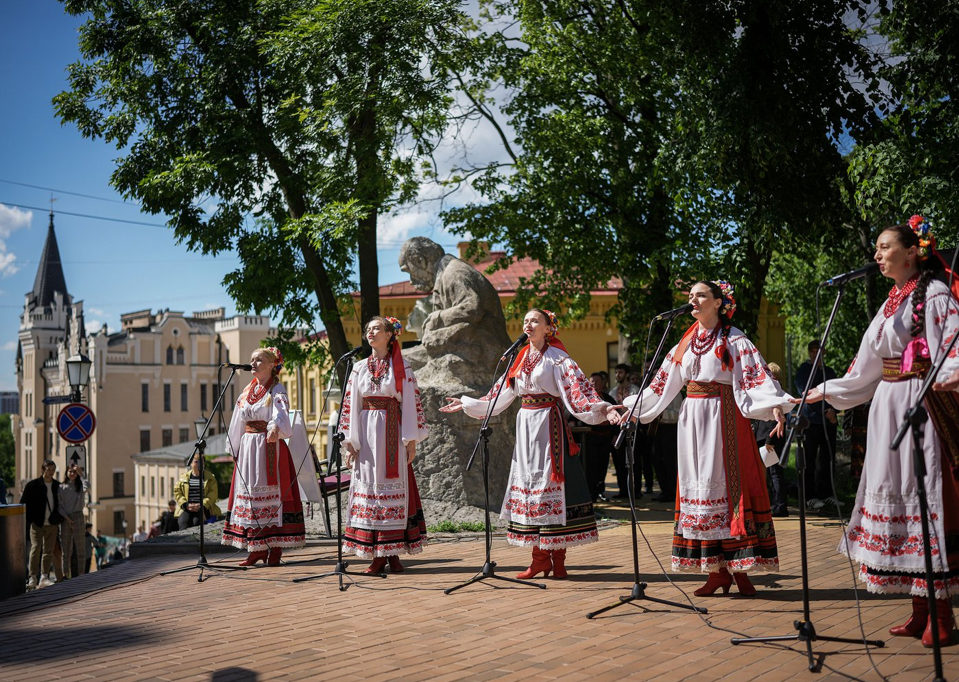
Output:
left=246, top=377, right=273, bottom=404
left=883, top=274, right=919, bottom=318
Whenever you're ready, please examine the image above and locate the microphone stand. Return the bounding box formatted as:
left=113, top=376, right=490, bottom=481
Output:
left=445, top=344, right=547, bottom=594
left=293, top=351, right=386, bottom=591
left=587, top=313, right=706, bottom=618
left=162, top=366, right=247, bottom=582
left=731, top=282, right=885, bottom=668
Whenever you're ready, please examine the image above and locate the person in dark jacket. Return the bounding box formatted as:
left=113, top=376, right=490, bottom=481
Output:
left=20, top=460, right=69, bottom=589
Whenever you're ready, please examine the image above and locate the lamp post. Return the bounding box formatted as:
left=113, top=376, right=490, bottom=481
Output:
left=194, top=415, right=207, bottom=441
left=66, top=353, right=92, bottom=403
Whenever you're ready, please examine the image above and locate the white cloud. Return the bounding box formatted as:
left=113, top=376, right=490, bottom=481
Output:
left=1, top=340, right=17, bottom=351
left=86, top=306, right=107, bottom=317
left=0, top=203, right=32, bottom=277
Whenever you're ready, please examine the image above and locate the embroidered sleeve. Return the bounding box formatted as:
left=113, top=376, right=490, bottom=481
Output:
left=554, top=353, right=610, bottom=426
left=341, top=369, right=362, bottom=452
left=460, top=371, right=516, bottom=419
left=730, top=334, right=794, bottom=421
left=226, top=396, right=245, bottom=459
left=401, top=365, right=429, bottom=445
left=623, top=346, right=684, bottom=424
left=925, top=283, right=959, bottom=382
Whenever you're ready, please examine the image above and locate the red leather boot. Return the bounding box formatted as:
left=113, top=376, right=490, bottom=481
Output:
left=387, top=555, right=405, bottom=573
left=732, top=571, right=757, bottom=597
left=889, top=596, right=928, bottom=637
left=267, top=547, right=283, bottom=566
left=694, top=567, right=733, bottom=596
left=516, top=547, right=552, bottom=579
left=551, top=549, right=568, bottom=579
left=364, top=557, right=388, bottom=574
left=922, top=599, right=955, bottom=648
left=239, top=551, right=268, bottom=566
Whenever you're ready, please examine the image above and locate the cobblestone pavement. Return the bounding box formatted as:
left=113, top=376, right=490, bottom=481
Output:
left=1, top=515, right=957, bottom=682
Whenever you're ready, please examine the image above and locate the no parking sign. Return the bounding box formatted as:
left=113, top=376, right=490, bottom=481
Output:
left=57, top=403, right=96, bottom=444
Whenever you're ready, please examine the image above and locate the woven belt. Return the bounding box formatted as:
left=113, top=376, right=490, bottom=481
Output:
left=521, top=393, right=557, bottom=409
left=361, top=396, right=401, bottom=478
left=686, top=381, right=721, bottom=398
left=882, top=357, right=931, bottom=382
left=245, top=420, right=268, bottom=433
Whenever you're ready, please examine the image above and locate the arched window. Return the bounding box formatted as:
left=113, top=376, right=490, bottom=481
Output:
left=166, top=346, right=174, bottom=364
left=176, top=346, right=185, bottom=365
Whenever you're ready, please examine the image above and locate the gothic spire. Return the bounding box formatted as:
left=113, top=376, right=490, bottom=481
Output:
left=31, top=210, right=68, bottom=308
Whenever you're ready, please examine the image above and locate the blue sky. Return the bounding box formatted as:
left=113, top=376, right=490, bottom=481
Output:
left=0, top=2, right=501, bottom=392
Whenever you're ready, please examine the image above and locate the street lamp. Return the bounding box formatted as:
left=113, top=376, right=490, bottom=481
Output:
left=66, top=353, right=92, bottom=402
left=194, top=415, right=207, bottom=440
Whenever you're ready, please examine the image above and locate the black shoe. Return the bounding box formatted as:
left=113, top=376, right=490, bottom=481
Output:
left=772, top=509, right=789, bottom=518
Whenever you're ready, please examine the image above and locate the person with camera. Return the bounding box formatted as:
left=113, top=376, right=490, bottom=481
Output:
left=20, top=460, right=70, bottom=589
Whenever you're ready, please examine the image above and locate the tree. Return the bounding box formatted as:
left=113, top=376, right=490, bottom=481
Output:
left=0, top=414, right=14, bottom=488
left=55, top=0, right=465, bottom=365
left=448, top=0, right=882, bottom=355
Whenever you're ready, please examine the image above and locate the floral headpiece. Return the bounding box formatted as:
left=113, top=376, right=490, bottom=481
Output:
left=539, top=308, right=559, bottom=338
left=712, top=280, right=737, bottom=319
left=262, top=346, right=284, bottom=371
left=384, top=316, right=403, bottom=337
left=908, top=215, right=936, bottom=262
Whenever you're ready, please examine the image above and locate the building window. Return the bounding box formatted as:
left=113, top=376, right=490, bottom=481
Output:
left=163, top=384, right=171, bottom=412
left=179, top=427, right=189, bottom=443
left=113, top=510, right=126, bottom=535
left=176, top=346, right=185, bottom=365
left=113, top=472, right=124, bottom=497
left=169, top=477, right=174, bottom=499
left=140, top=476, right=146, bottom=496
left=162, top=429, right=173, bottom=447
left=200, top=384, right=208, bottom=412
left=166, top=346, right=174, bottom=364
left=309, top=377, right=316, bottom=414
left=160, top=477, right=165, bottom=498
left=140, top=429, right=151, bottom=453
left=180, top=383, right=188, bottom=411
left=141, top=383, right=149, bottom=412
left=150, top=476, right=156, bottom=498
left=607, top=341, right=619, bottom=384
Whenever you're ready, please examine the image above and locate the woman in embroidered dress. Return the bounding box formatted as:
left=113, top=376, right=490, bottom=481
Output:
left=442, top=308, right=610, bottom=579
left=222, top=347, right=306, bottom=566
left=802, top=218, right=959, bottom=647
left=342, top=316, right=429, bottom=574
left=608, top=281, right=792, bottom=597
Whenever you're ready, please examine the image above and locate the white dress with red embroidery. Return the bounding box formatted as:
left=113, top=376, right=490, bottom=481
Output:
left=459, top=345, right=610, bottom=547
left=223, top=383, right=305, bottom=549
left=812, top=278, right=959, bottom=596
left=341, top=357, right=429, bottom=546
left=624, top=328, right=793, bottom=547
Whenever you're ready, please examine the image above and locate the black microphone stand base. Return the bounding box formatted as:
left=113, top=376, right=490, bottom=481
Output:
left=160, top=555, right=248, bottom=583
left=731, top=619, right=884, bottom=672
left=444, top=560, right=547, bottom=595
left=292, top=560, right=386, bottom=592
left=586, top=581, right=707, bottom=619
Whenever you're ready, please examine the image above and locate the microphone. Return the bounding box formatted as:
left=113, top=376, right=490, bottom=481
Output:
left=824, top=262, right=879, bottom=286
left=500, top=332, right=530, bottom=360
left=338, top=342, right=369, bottom=361
left=654, top=303, right=694, bottom=321
left=221, top=362, right=253, bottom=371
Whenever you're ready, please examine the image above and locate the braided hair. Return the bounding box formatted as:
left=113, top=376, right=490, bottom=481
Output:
left=694, top=280, right=733, bottom=367
left=883, top=224, right=944, bottom=338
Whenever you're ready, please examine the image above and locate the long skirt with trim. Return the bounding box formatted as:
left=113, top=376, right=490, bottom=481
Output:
left=343, top=463, right=427, bottom=559
left=222, top=438, right=306, bottom=551
left=504, top=432, right=599, bottom=550
left=671, top=385, right=778, bottom=573
left=840, top=381, right=959, bottom=598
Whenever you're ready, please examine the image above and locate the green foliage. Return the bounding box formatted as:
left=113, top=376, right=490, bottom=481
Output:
left=0, top=414, right=14, bottom=487
left=427, top=519, right=486, bottom=533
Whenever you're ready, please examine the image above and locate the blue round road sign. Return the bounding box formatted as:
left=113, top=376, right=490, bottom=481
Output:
left=57, top=403, right=96, bottom=444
